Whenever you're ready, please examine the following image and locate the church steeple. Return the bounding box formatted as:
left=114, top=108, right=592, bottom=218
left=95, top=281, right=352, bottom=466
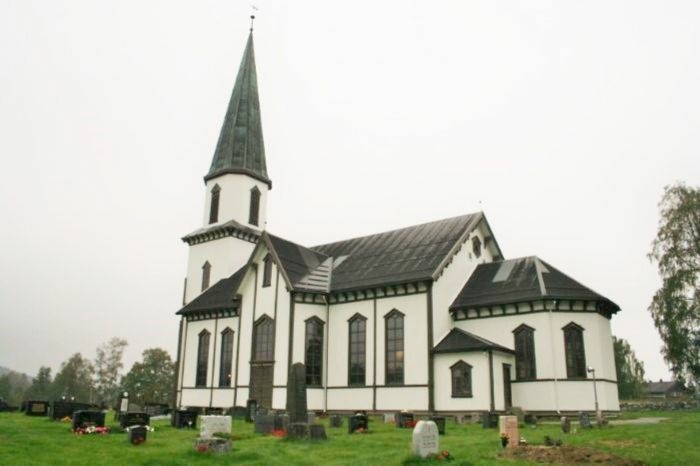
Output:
left=206, top=31, right=271, bottom=188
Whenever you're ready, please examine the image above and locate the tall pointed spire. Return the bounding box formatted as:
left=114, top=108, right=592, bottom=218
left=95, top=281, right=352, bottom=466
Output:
left=206, top=29, right=271, bottom=188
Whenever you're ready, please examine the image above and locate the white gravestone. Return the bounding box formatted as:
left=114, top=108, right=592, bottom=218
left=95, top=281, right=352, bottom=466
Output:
left=200, top=415, right=232, bottom=439
left=412, top=420, right=439, bottom=458
left=384, top=413, right=395, bottom=424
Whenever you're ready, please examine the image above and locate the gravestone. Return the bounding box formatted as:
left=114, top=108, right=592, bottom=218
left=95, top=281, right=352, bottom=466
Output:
left=286, top=363, right=307, bottom=424
left=498, top=415, right=519, bottom=449
left=72, top=410, right=105, bottom=431
left=396, top=411, right=414, bottom=428
left=120, top=412, right=150, bottom=428
left=412, top=420, right=439, bottom=458
left=172, top=410, right=197, bottom=428
left=348, top=413, right=368, bottom=433
left=128, top=426, right=147, bottom=445
left=200, top=415, right=232, bottom=439
left=288, top=423, right=309, bottom=439
left=245, top=399, right=258, bottom=423
left=481, top=412, right=498, bottom=428
left=51, top=401, right=92, bottom=421
left=510, top=406, right=525, bottom=426
left=307, top=412, right=316, bottom=424
left=560, top=416, right=571, bottom=434
left=25, top=401, right=48, bottom=416
left=309, top=424, right=327, bottom=440
left=430, top=416, right=446, bottom=435
left=383, top=413, right=395, bottom=424
left=119, top=394, right=129, bottom=414
left=579, top=412, right=592, bottom=429
left=470, top=413, right=481, bottom=424
left=329, top=415, right=343, bottom=428
left=254, top=414, right=276, bottom=434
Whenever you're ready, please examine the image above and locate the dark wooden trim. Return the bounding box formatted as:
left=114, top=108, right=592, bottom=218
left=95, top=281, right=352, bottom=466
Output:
left=426, top=284, right=435, bottom=413
left=510, top=378, right=618, bottom=384
left=272, top=267, right=280, bottom=379
left=175, top=317, right=185, bottom=407
left=203, top=167, right=272, bottom=189
left=233, top=295, right=242, bottom=408
left=287, top=292, right=296, bottom=379
left=182, top=277, right=187, bottom=306
left=372, top=297, right=377, bottom=411
left=209, top=317, right=219, bottom=407
left=451, top=301, right=614, bottom=321
left=488, top=349, right=494, bottom=412
left=328, top=384, right=429, bottom=389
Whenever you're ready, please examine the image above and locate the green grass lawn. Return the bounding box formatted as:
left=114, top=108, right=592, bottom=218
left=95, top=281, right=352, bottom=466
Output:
left=1, top=410, right=699, bottom=465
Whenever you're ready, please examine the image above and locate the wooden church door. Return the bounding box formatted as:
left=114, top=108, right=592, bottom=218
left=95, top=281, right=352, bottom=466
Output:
left=250, top=316, right=275, bottom=409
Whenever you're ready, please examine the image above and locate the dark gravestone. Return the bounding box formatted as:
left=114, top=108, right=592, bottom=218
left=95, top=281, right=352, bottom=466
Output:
left=143, top=403, right=169, bottom=416
left=430, top=416, right=446, bottom=435
left=172, top=410, right=197, bottom=428
left=51, top=401, right=91, bottom=421
left=72, top=410, right=105, bottom=431
left=120, top=411, right=150, bottom=428
left=288, top=423, right=309, bottom=439
left=254, top=414, right=276, bottom=434
left=396, top=411, right=414, bottom=428
left=286, top=363, right=307, bottom=424
left=128, top=426, right=148, bottom=445
left=329, top=415, right=343, bottom=428
left=579, top=412, right=592, bottom=429
left=245, top=399, right=258, bottom=423
left=348, top=413, right=368, bottom=433
left=0, top=400, right=18, bottom=412
left=561, top=416, right=571, bottom=433
left=309, top=424, right=327, bottom=440
left=25, top=401, right=49, bottom=416
left=481, top=412, right=498, bottom=429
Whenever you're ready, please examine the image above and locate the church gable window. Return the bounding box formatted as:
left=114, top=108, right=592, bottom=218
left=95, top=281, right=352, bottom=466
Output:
left=513, top=324, right=536, bottom=380
left=262, top=254, right=272, bottom=287
left=563, top=322, right=587, bottom=378
left=201, top=261, right=211, bottom=291
left=450, top=360, right=473, bottom=397
left=348, top=313, right=367, bottom=386
left=252, top=316, right=274, bottom=362
left=219, top=328, right=234, bottom=387
left=472, top=236, right=482, bottom=258
left=305, top=317, right=324, bottom=386
left=209, top=184, right=221, bottom=224
left=249, top=186, right=261, bottom=226
left=385, top=309, right=405, bottom=385
left=196, top=329, right=210, bottom=387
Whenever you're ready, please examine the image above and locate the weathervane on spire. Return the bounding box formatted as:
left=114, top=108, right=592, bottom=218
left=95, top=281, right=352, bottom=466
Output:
left=250, top=5, right=258, bottom=31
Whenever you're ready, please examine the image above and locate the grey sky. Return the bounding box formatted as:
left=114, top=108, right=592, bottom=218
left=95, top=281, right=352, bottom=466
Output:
left=1, top=1, right=698, bottom=382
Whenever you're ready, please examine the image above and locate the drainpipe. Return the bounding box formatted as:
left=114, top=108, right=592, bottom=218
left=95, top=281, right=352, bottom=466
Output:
left=323, top=294, right=330, bottom=413
left=488, top=349, right=495, bottom=412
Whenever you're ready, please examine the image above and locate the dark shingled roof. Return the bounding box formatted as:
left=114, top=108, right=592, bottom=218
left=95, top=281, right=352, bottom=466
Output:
left=206, top=32, right=270, bottom=187
left=176, top=266, right=246, bottom=315
left=450, top=256, right=620, bottom=313
left=433, top=328, right=514, bottom=354
left=311, top=213, right=484, bottom=292
left=267, top=234, right=329, bottom=290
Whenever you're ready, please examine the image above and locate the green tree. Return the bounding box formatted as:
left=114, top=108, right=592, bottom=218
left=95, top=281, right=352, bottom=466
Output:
left=24, top=366, right=52, bottom=400
left=0, top=371, right=31, bottom=405
left=93, top=337, right=128, bottom=406
left=648, top=183, right=700, bottom=386
left=51, top=353, right=95, bottom=402
left=613, top=336, right=646, bottom=399
left=121, top=348, right=174, bottom=405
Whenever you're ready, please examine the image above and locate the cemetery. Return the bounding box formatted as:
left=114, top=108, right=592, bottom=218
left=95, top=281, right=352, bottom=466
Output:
left=0, top=405, right=699, bottom=465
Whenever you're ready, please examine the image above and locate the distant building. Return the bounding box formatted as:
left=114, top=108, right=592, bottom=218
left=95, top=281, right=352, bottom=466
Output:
left=173, top=29, right=621, bottom=414
left=645, top=380, right=685, bottom=398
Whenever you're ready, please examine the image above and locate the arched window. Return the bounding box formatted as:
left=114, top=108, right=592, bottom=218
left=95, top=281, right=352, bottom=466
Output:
left=201, top=261, right=211, bottom=291
left=196, top=330, right=210, bottom=387
left=219, top=328, right=234, bottom=387
left=305, top=317, right=324, bottom=386
left=262, top=254, right=272, bottom=287
left=563, top=322, right=587, bottom=378
left=249, top=186, right=261, bottom=226
left=450, top=360, right=473, bottom=397
left=209, top=184, right=221, bottom=224
left=252, top=316, right=274, bottom=362
left=385, top=309, right=404, bottom=385
left=513, top=324, right=536, bottom=380
left=348, top=314, right=367, bottom=386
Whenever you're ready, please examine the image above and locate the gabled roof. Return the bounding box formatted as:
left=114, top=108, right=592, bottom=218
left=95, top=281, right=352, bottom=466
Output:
left=206, top=32, right=270, bottom=187
left=450, top=256, right=620, bottom=314
left=433, top=328, right=514, bottom=354
left=267, top=234, right=330, bottom=292
left=311, top=213, right=487, bottom=292
left=176, top=266, right=246, bottom=315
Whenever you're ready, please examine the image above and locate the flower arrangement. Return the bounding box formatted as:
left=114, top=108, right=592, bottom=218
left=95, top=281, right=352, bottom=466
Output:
left=74, top=426, right=110, bottom=435
left=60, top=416, right=72, bottom=423
left=405, top=420, right=417, bottom=428
left=435, top=450, right=454, bottom=462
left=271, top=429, right=287, bottom=438
left=500, top=432, right=509, bottom=447
left=125, top=425, right=155, bottom=432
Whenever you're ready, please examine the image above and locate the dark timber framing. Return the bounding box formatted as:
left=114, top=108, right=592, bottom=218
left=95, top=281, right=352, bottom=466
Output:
left=426, top=284, right=435, bottom=412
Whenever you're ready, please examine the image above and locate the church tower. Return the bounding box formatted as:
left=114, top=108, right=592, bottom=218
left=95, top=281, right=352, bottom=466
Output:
left=181, top=29, right=270, bottom=304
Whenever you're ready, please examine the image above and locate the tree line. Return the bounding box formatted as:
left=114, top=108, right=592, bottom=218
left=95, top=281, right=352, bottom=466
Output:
left=0, top=338, right=174, bottom=407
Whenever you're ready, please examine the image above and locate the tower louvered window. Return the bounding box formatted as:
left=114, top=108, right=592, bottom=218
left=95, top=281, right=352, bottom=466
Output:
left=249, top=186, right=261, bottom=226
left=201, top=261, right=211, bottom=291
left=563, top=323, right=587, bottom=378
left=196, top=330, right=210, bottom=387
left=262, top=254, right=272, bottom=287
left=209, top=184, right=220, bottom=224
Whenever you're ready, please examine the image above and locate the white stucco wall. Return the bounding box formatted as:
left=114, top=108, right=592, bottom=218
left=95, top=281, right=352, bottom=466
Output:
left=376, top=386, right=429, bottom=411
left=203, top=174, right=268, bottom=230
left=512, top=380, right=619, bottom=412
left=327, top=388, right=374, bottom=411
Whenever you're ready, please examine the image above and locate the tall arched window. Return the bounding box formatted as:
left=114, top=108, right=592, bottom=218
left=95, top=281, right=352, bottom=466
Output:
left=209, top=184, right=221, bottom=224
left=563, top=322, right=587, bottom=378
left=201, top=261, right=211, bottom=291
left=262, top=254, right=272, bottom=287
left=305, top=317, right=324, bottom=386
left=249, top=186, right=261, bottom=226
left=450, top=360, right=473, bottom=397
left=513, top=324, right=536, bottom=380
left=385, top=309, right=404, bottom=385
left=348, top=314, right=367, bottom=386
left=252, top=316, right=274, bottom=362
left=219, top=328, right=234, bottom=387
left=196, top=330, right=210, bottom=387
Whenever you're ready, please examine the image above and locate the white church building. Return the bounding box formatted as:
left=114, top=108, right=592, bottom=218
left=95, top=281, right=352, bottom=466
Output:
left=174, top=29, right=621, bottom=415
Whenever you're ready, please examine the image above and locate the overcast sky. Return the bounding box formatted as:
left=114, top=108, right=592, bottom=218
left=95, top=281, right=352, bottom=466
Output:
left=1, top=1, right=698, bottom=383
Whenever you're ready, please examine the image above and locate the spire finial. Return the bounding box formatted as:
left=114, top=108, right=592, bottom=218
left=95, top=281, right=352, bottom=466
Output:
left=250, top=5, right=258, bottom=31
